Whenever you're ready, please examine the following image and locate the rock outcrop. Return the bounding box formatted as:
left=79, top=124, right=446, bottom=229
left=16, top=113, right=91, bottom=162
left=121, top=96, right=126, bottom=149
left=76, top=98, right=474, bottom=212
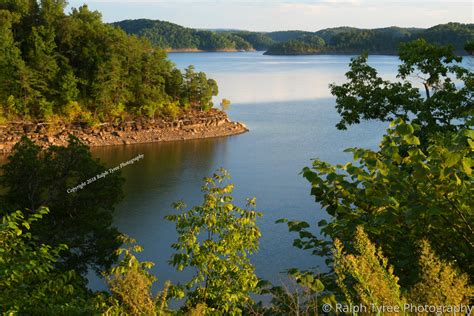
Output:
left=0, top=109, right=248, bottom=154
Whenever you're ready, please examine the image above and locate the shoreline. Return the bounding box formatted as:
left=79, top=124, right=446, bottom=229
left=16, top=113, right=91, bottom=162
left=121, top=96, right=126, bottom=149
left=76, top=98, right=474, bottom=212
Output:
left=165, top=48, right=256, bottom=53
left=263, top=50, right=470, bottom=56
left=0, top=109, right=248, bottom=154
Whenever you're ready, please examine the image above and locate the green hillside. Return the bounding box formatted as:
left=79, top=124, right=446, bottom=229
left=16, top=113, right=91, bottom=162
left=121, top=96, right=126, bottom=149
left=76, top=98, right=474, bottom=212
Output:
left=113, top=19, right=474, bottom=55
left=113, top=19, right=254, bottom=51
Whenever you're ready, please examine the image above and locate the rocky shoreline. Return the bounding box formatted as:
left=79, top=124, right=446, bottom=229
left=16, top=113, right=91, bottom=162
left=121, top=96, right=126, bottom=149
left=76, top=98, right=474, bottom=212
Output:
left=0, top=109, right=248, bottom=154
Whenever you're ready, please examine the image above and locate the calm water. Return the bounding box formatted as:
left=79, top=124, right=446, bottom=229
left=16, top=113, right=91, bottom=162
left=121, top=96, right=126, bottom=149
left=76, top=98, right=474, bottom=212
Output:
left=1, top=52, right=399, bottom=289
left=88, top=52, right=397, bottom=290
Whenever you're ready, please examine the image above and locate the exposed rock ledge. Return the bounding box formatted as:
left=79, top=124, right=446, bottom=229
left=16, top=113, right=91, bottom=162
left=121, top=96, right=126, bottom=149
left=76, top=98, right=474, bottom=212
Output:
left=0, top=109, right=248, bottom=154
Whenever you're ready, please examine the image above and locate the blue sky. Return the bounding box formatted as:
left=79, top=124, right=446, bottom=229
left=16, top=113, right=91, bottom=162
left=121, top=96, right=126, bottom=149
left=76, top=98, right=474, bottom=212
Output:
left=67, top=0, right=473, bottom=31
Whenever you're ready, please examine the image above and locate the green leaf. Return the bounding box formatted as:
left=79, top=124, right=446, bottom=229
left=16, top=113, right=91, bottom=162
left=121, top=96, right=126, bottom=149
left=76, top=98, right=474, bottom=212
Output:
left=445, top=152, right=462, bottom=168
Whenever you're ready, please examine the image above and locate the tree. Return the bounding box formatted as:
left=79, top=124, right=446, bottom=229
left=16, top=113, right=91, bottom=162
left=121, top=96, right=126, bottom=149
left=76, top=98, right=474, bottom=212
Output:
left=330, top=40, right=473, bottom=139
left=38, top=0, right=67, bottom=27
left=465, top=41, right=474, bottom=55
left=165, top=68, right=183, bottom=101
left=220, top=98, right=231, bottom=111
left=284, top=120, right=473, bottom=287
left=166, top=169, right=262, bottom=314
left=0, top=2, right=220, bottom=122
left=0, top=208, right=93, bottom=314
left=27, top=25, right=60, bottom=111
left=0, top=10, right=36, bottom=118
left=264, top=35, right=325, bottom=55
left=0, top=136, right=124, bottom=275
left=57, top=67, right=80, bottom=105
left=93, top=55, right=130, bottom=118
left=182, top=65, right=218, bottom=110
left=137, top=49, right=170, bottom=113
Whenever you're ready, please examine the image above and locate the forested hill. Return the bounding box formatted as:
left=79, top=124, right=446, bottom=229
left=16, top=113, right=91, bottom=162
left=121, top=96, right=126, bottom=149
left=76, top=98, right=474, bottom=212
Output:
left=113, top=20, right=473, bottom=55
left=112, top=19, right=255, bottom=51
left=266, top=23, right=473, bottom=55
left=0, top=3, right=219, bottom=125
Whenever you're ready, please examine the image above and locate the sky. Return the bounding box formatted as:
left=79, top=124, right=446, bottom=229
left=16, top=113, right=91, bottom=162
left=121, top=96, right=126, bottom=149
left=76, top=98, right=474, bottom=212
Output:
left=66, top=0, right=473, bottom=32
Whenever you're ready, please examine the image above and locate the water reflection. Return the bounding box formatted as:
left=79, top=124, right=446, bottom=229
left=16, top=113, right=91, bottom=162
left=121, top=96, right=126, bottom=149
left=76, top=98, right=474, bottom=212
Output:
left=169, top=52, right=401, bottom=103
left=89, top=137, right=232, bottom=290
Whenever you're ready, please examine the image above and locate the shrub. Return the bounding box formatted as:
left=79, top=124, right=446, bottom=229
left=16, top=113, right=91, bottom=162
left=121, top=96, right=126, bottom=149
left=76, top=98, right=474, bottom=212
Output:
left=62, top=101, right=83, bottom=123
left=333, top=227, right=472, bottom=311
left=166, top=169, right=262, bottom=313
left=140, top=101, right=161, bottom=119
left=160, top=102, right=181, bottom=120
left=333, top=226, right=404, bottom=308
left=109, top=102, right=127, bottom=122
left=408, top=240, right=472, bottom=307
left=105, top=235, right=158, bottom=316
left=38, top=99, right=55, bottom=121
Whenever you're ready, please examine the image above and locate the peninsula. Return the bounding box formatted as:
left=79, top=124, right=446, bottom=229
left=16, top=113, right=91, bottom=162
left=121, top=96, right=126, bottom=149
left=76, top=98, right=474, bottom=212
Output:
left=0, top=4, right=247, bottom=152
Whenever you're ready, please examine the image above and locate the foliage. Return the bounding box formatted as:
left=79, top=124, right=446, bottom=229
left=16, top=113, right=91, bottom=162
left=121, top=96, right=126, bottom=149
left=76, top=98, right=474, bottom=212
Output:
left=99, top=235, right=172, bottom=316
left=408, top=239, right=472, bottom=307
left=61, top=100, right=90, bottom=123
left=220, top=98, right=231, bottom=111
left=0, top=208, right=93, bottom=314
left=264, top=35, right=325, bottom=55
left=232, top=31, right=275, bottom=51
left=160, top=101, right=181, bottom=120
left=334, top=227, right=472, bottom=310
left=115, top=19, right=473, bottom=55
left=0, top=136, right=124, bottom=276
left=420, top=22, right=474, bottom=52
left=0, top=106, right=7, bottom=125
left=330, top=40, right=473, bottom=139
left=251, top=270, right=336, bottom=316
left=280, top=41, right=473, bottom=309
left=267, top=30, right=314, bottom=43
left=465, top=41, right=474, bottom=55
left=114, top=19, right=254, bottom=51
left=0, top=2, right=218, bottom=123
left=333, top=226, right=404, bottom=308
left=182, top=66, right=219, bottom=110
left=282, top=120, right=473, bottom=287
left=281, top=22, right=473, bottom=55
left=166, top=169, right=262, bottom=314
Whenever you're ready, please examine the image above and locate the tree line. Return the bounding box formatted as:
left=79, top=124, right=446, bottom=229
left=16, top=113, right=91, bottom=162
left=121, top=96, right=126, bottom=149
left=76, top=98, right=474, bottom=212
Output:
left=114, top=19, right=473, bottom=56
left=113, top=19, right=254, bottom=52
left=0, top=40, right=472, bottom=314
left=0, top=1, right=218, bottom=125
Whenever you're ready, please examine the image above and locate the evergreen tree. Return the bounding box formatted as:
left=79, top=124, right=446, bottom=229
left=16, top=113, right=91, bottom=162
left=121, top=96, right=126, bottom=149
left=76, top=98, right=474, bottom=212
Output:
left=0, top=1, right=219, bottom=123
left=0, top=10, right=36, bottom=117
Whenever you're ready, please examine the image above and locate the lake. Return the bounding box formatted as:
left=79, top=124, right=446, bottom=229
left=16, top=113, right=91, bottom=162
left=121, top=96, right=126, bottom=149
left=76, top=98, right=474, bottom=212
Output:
left=87, top=52, right=397, bottom=290
left=0, top=52, right=399, bottom=290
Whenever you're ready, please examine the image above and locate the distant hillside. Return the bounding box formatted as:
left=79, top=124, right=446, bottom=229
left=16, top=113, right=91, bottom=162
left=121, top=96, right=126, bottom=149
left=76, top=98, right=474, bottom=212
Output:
left=266, top=23, right=473, bottom=55
left=112, top=20, right=474, bottom=55
left=306, top=23, right=473, bottom=55
left=113, top=19, right=253, bottom=51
